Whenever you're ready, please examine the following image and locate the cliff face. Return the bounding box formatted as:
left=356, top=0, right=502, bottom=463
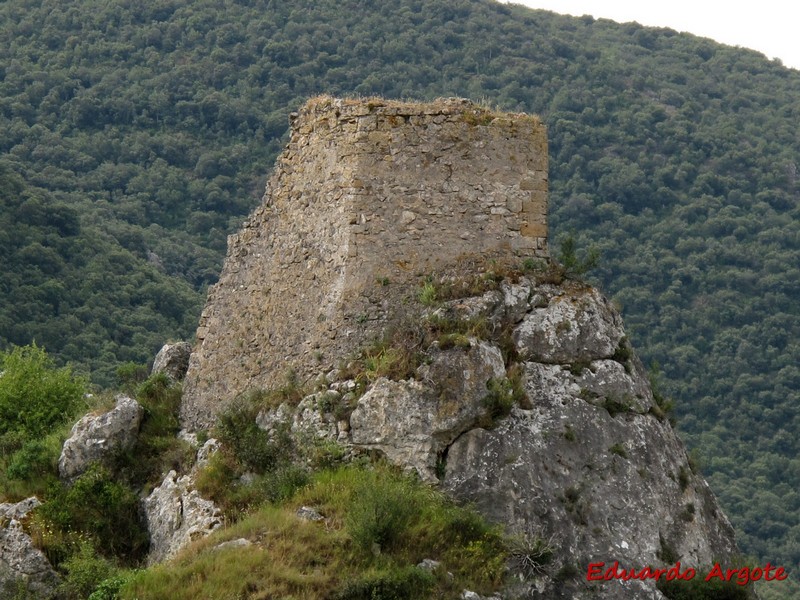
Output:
left=179, top=97, right=749, bottom=598
left=227, top=273, right=744, bottom=599
left=181, top=95, right=548, bottom=430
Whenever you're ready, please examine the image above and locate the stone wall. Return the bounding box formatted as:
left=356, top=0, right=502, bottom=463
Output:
left=181, top=96, right=549, bottom=430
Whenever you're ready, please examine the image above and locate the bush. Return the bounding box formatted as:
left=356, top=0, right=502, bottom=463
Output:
left=346, top=470, right=419, bottom=554
left=6, top=436, right=60, bottom=480
left=110, top=372, right=190, bottom=490
left=556, top=234, right=599, bottom=279
left=115, top=362, right=149, bottom=393
left=506, top=533, right=554, bottom=578
left=480, top=369, right=527, bottom=426
left=88, top=571, right=138, bottom=600
left=657, top=577, right=751, bottom=599
left=216, top=400, right=289, bottom=473
left=0, top=344, right=86, bottom=438
left=57, top=542, right=118, bottom=600
left=35, top=464, right=149, bottom=564
left=332, top=566, right=435, bottom=600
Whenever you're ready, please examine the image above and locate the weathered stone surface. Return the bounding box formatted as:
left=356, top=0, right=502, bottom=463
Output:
left=442, top=359, right=739, bottom=599
left=143, top=439, right=223, bottom=564
left=296, top=506, right=325, bottom=522
left=152, top=341, right=192, bottom=381
left=0, top=498, right=59, bottom=599
left=524, top=359, right=653, bottom=414
left=213, top=538, right=252, bottom=551
left=513, top=286, right=625, bottom=363
left=143, top=469, right=223, bottom=565
left=59, top=395, right=144, bottom=481
left=350, top=340, right=505, bottom=482
left=500, top=277, right=533, bottom=324
left=440, top=290, right=505, bottom=325
left=181, top=96, right=548, bottom=430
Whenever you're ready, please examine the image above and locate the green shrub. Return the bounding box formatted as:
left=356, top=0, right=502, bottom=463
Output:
left=657, top=577, right=751, bottom=599
left=611, top=336, right=633, bottom=367
left=556, top=234, right=599, bottom=279
left=57, top=542, right=118, bottom=600
left=346, top=471, right=419, bottom=554
left=35, top=464, right=149, bottom=564
left=602, top=395, right=634, bottom=417
left=506, top=533, right=555, bottom=578
left=482, top=377, right=515, bottom=424
left=418, top=281, right=438, bottom=306
left=0, top=344, right=86, bottom=438
left=0, top=429, right=64, bottom=501
left=108, top=373, right=189, bottom=490
left=481, top=369, right=527, bottom=425
left=6, top=437, right=59, bottom=480
left=332, top=566, right=435, bottom=600
left=341, top=326, right=425, bottom=386
left=88, top=571, right=138, bottom=600
left=609, top=443, right=628, bottom=458
left=648, top=362, right=676, bottom=424
left=115, top=362, right=149, bottom=393
left=216, top=400, right=290, bottom=474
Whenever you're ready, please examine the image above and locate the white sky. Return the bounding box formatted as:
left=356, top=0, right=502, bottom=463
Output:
left=506, top=1, right=800, bottom=70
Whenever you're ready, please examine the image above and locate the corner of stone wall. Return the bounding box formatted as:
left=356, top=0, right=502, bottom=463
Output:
left=180, top=96, right=550, bottom=430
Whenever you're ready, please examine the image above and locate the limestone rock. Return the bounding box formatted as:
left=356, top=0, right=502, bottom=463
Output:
left=350, top=340, right=505, bottom=482
left=417, top=558, right=441, bottom=572
left=296, top=506, right=325, bottom=522
left=143, top=468, right=223, bottom=564
left=442, top=359, right=739, bottom=599
left=0, top=498, right=60, bottom=599
left=513, top=286, right=625, bottom=363
left=439, top=290, right=504, bottom=325
left=213, top=538, right=252, bottom=551
left=195, top=438, right=221, bottom=469
left=500, top=277, right=533, bottom=324
left=59, top=395, right=144, bottom=481
left=152, top=341, right=192, bottom=381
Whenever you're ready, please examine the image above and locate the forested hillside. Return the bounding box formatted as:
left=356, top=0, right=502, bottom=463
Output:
left=1, top=0, right=798, bottom=575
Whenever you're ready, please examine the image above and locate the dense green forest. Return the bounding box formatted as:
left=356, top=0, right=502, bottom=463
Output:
left=1, top=0, right=798, bottom=579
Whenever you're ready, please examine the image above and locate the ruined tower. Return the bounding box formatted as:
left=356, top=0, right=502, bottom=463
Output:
left=180, top=96, right=549, bottom=429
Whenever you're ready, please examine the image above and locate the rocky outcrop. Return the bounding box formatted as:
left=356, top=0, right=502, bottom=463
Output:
left=152, top=342, right=192, bottom=381
left=58, top=395, right=144, bottom=481
left=143, top=439, right=223, bottom=564
left=512, top=285, right=626, bottom=363
left=0, top=498, right=60, bottom=599
left=245, top=275, right=747, bottom=599
left=350, top=340, right=505, bottom=482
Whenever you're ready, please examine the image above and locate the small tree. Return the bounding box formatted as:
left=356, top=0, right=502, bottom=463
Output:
left=557, top=234, right=599, bottom=278
left=0, top=344, right=87, bottom=439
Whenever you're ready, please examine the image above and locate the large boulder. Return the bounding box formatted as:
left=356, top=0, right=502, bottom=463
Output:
left=349, top=340, right=505, bottom=482
left=512, top=286, right=625, bottom=363
left=152, top=342, right=192, bottom=381
left=59, top=395, right=144, bottom=481
left=0, top=498, right=60, bottom=599
left=143, top=439, right=223, bottom=564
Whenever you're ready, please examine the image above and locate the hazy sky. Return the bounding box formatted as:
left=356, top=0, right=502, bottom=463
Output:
left=506, top=1, right=800, bottom=70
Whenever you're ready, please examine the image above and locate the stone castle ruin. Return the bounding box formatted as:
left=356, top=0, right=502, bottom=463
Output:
left=181, top=96, right=549, bottom=429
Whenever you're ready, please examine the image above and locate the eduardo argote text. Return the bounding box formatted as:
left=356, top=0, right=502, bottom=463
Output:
left=586, top=561, right=788, bottom=586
